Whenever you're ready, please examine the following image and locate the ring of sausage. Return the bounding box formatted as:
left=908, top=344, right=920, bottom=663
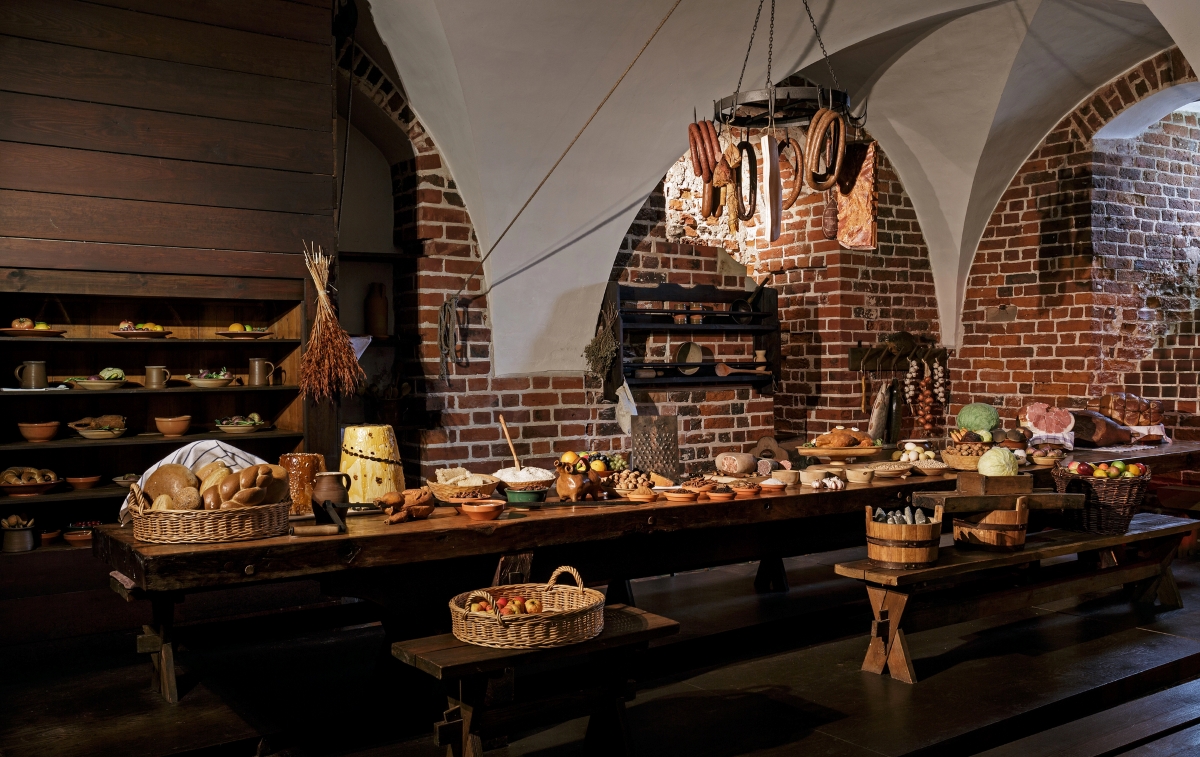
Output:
left=736, top=141, right=757, bottom=221
left=780, top=136, right=805, bottom=210
left=805, top=109, right=846, bottom=192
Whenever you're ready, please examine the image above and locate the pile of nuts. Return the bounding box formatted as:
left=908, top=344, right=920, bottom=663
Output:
left=610, top=469, right=652, bottom=490
left=943, top=442, right=991, bottom=457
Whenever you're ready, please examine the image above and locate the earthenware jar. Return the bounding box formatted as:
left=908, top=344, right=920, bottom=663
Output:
left=14, top=361, right=46, bottom=389
left=280, top=453, right=325, bottom=515
left=313, top=471, right=351, bottom=505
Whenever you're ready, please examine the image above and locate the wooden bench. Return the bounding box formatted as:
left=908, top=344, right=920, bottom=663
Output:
left=393, top=604, right=678, bottom=757
left=834, top=513, right=1198, bottom=684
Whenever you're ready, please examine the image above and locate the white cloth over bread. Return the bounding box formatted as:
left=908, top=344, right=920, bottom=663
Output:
left=118, top=440, right=267, bottom=523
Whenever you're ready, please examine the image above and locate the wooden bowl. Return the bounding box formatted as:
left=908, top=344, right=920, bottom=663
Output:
left=66, top=475, right=102, bottom=489
left=154, top=416, right=191, bottom=437
left=18, top=421, right=59, bottom=443
left=661, top=490, right=698, bottom=502
left=460, top=501, right=506, bottom=521
left=869, top=463, right=912, bottom=479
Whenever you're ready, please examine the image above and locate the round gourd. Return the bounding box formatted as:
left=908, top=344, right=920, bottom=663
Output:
left=978, top=446, right=1019, bottom=476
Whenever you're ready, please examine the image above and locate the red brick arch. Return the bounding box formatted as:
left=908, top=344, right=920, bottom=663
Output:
left=950, top=48, right=1200, bottom=437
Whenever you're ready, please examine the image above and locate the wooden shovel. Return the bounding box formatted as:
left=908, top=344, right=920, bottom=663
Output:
left=498, top=414, right=521, bottom=471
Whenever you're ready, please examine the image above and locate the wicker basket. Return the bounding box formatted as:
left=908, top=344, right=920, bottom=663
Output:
left=128, top=484, right=290, bottom=544
left=501, top=478, right=556, bottom=492
left=1052, top=465, right=1150, bottom=535
left=428, top=475, right=501, bottom=503
left=940, top=452, right=980, bottom=471
left=449, top=566, right=605, bottom=649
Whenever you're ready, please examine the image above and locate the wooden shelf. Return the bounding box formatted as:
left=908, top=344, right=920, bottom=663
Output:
left=0, top=429, right=303, bottom=452
left=0, top=338, right=301, bottom=345
left=1, top=385, right=299, bottom=398
left=619, top=323, right=776, bottom=333
left=1, top=541, right=94, bottom=557
left=625, top=375, right=773, bottom=388
left=1, top=485, right=130, bottom=504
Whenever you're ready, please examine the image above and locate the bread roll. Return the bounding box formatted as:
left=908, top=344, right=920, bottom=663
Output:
left=238, top=466, right=260, bottom=490
left=231, top=487, right=265, bottom=506
left=172, top=487, right=202, bottom=510
left=152, top=494, right=174, bottom=511
left=145, top=464, right=199, bottom=502
left=200, top=464, right=231, bottom=497
left=195, top=460, right=225, bottom=479
left=263, top=471, right=289, bottom=504
left=219, top=474, right=242, bottom=502
left=202, top=486, right=222, bottom=510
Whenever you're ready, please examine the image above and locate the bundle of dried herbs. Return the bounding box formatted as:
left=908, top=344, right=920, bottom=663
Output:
left=583, top=301, right=619, bottom=377
left=299, top=242, right=364, bottom=402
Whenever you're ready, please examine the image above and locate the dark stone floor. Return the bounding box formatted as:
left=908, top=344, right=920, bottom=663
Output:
left=4, top=547, right=1200, bottom=757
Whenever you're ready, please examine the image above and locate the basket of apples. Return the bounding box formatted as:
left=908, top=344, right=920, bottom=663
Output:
left=1053, top=459, right=1150, bottom=535
left=449, top=566, right=605, bottom=649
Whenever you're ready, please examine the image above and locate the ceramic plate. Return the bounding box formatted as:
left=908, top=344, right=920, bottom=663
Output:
left=110, top=330, right=172, bottom=339
left=0, top=328, right=66, bottom=338
left=187, top=377, right=234, bottom=388
left=0, top=481, right=58, bottom=497
left=216, top=331, right=273, bottom=339
left=216, top=424, right=265, bottom=434
left=74, top=380, right=125, bottom=391
left=75, top=428, right=126, bottom=439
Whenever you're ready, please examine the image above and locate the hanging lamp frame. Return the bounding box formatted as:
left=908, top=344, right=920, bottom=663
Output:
left=714, top=86, right=851, bottom=129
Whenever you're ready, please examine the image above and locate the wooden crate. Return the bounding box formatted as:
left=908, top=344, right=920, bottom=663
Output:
left=956, top=471, right=1033, bottom=496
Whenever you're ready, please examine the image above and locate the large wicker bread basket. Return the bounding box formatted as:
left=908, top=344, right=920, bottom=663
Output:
left=128, top=483, right=290, bottom=543
left=449, top=566, right=605, bottom=649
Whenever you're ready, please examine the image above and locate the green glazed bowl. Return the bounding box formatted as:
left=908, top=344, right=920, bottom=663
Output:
left=505, top=488, right=549, bottom=503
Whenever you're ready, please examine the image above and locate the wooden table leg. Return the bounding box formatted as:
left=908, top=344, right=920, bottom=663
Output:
left=147, top=596, right=179, bottom=703
left=584, top=646, right=636, bottom=756
left=754, top=556, right=789, bottom=593
left=444, top=676, right=488, bottom=757
left=862, top=585, right=916, bottom=684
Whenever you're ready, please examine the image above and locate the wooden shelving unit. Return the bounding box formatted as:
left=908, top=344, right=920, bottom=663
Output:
left=601, top=282, right=781, bottom=400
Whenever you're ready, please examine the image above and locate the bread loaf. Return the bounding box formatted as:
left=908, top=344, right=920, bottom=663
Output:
left=1094, top=392, right=1162, bottom=426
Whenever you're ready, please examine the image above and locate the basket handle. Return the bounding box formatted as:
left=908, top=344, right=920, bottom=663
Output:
left=128, top=483, right=149, bottom=515
left=465, top=589, right=507, bottom=623
left=545, top=565, right=584, bottom=593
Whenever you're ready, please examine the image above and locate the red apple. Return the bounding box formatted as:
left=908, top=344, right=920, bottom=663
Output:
left=495, top=597, right=508, bottom=609
left=1077, top=463, right=1093, bottom=476
left=1068, top=461, right=1080, bottom=473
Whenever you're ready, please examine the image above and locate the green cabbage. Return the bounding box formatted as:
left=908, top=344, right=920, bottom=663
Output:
left=98, top=367, right=125, bottom=380
left=957, top=403, right=999, bottom=432
left=977, top=446, right=1019, bottom=476
left=978, top=430, right=993, bottom=443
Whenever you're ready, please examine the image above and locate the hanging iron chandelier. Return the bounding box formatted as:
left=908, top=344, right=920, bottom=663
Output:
left=714, top=0, right=859, bottom=130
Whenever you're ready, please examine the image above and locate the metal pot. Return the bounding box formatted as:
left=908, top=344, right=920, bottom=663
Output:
left=3, top=527, right=35, bottom=552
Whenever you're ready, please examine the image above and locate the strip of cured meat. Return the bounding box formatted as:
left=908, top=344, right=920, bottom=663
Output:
left=1070, top=410, right=1132, bottom=447
left=835, top=141, right=878, bottom=250
left=1019, top=402, right=1075, bottom=434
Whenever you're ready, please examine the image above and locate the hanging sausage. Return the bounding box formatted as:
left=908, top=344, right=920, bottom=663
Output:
left=804, top=108, right=846, bottom=191
left=778, top=135, right=805, bottom=210
left=736, top=140, right=757, bottom=222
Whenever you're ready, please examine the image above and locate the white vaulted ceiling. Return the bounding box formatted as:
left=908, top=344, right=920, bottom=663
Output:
left=368, top=0, right=1194, bottom=373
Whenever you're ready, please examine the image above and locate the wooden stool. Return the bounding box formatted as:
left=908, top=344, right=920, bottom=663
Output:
left=393, top=604, right=678, bottom=756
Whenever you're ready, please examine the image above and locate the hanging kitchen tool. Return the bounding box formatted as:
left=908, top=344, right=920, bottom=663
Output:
left=731, top=270, right=777, bottom=324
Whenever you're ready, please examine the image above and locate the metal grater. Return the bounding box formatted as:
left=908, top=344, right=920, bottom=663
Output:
left=631, top=415, right=681, bottom=482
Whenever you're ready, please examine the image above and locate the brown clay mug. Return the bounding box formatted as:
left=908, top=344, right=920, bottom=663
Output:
left=14, top=361, right=47, bottom=389
left=145, top=366, right=171, bottom=389
left=279, top=452, right=325, bottom=515
left=248, top=358, right=276, bottom=387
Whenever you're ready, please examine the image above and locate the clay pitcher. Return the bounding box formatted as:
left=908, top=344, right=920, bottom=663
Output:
left=312, top=471, right=351, bottom=505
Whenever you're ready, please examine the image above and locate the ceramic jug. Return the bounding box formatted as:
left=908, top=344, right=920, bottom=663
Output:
left=312, top=471, right=351, bottom=505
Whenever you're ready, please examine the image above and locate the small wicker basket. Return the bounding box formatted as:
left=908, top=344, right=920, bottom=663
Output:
left=128, top=483, right=290, bottom=544
left=1052, top=465, right=1150, bottom=535
left=428, top=475, right=501, bottom=503
left=940, top=452, right=980, bottom=471
left=449, top=566, right=605, bottom=649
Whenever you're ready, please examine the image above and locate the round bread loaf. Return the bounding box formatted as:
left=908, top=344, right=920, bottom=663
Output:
left=144, top=464, right=199, bottom=502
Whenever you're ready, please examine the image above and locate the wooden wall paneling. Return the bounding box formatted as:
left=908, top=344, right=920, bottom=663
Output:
left=0, top=36, right=330, bottom=131
left=0, top=91, right=333, bottom=173
left=0, top=0, right=329, bottom=83
left=0, top=240, right=308, bottom=280
left=0, top=268, right=306, bottom=300
left=82, top=0, right=331, bottom=46
left=0, top=190, right=334, bottom=253
left=0, top=142, right=333, bottom=214
left=276, top=302, right=306, bottom=435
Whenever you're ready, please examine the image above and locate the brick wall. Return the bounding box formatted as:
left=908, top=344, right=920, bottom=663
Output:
left=951, top=48, right=1200, bottom=438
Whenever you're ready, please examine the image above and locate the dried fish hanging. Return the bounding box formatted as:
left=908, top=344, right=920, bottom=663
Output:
left=299, top=242, right=364, bottom=402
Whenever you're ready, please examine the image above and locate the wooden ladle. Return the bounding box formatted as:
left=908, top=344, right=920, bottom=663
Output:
left=715, top=363, right=768, bottom=377
left=498, top=414, right=520, bottom=471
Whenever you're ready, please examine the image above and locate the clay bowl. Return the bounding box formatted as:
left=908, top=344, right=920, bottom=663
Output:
left=63, top=530, right=93, bottom=547
left=113, top=475, right=140, bottom=489
left=627, top=492, right=658, bottom=503
left=732, top=486, right=760, bottom=498
left=758, top=483, right=787, bottom=493
left=154, top=416, right=191, bottom=437
left=705, top=491, right=736, bottom=501
left=846, top=468, right=876, bottom=484
left=75, top=379, right=125, bottom=391
left=460, top=500, right=506, bottom=521
left=773, top=469, right=801, bottom=486
left=18, top=421, right=59, bottom=443
left=680, top=482, right=715, bottom=493
left=66, top=475, right=102, bottom=489
left=661, top=490, right=698, bottom=502
left=39, top=529, right=61, bottom=545
left=0, top=481, right=58, bottom=497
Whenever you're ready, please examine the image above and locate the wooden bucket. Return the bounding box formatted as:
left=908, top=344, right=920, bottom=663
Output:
left=865, top=504, right=943, bottom=570
left=953, top=496, right=1028, bottom=551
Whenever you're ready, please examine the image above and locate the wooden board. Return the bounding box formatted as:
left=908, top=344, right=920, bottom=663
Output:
left=0, top=240, right=307, bottom=280
left=82, top=0, right=331, bottom=45
left=0, top=91, right=333, bottom=173
left=93, top=476, right=958, bottom=592
left=955, top=471, right=1033, bottom=496
left=0, top=0, right=329, bottom=83
left=0, top=142, right=333, bottom=214
left=834, top=513, right=1198, bottom=586
left=0, top=268, right=305, bottom=300
left=0, top=189, right=333, bottom=253
left=0, top=35, right=331, bottom=131
left=393, top=605, right=679, bottom=680
left=912, top=490, right=1083, bottom=513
